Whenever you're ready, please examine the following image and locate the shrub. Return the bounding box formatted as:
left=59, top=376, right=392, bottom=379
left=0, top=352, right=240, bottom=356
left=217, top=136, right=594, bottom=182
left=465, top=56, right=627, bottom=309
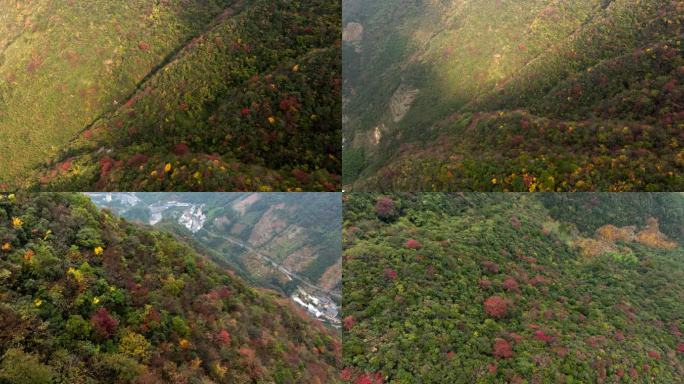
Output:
left=75, top=227, right=102, bottom=248
left=65, top=315, right=91, bottom=340
left=93, top=352, right=144, bottom=383
left=118, top=331, right=152, bottom=363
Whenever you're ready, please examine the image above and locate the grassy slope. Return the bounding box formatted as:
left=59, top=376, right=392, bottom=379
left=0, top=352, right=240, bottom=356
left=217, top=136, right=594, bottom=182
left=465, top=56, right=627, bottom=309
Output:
left=342, top=193, right=684, bottom=383
left=0, top=193, right=341, bottom=383
left=0, top=0, right=233, bottom=185
left=1, top=0, right=341, bottom=192
left=344, top=0, right=683, bottom=191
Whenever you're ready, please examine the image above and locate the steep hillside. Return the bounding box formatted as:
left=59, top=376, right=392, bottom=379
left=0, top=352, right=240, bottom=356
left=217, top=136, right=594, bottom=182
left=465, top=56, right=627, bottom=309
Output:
left=342, top=193, right=684, bottom=383
left=343, top=0, right=683, bottom=191
left=0, top=0, right=341, bottom=191
left=0, top=193, right=341, bottom=383
left=87, top=193, right=342, bottom=298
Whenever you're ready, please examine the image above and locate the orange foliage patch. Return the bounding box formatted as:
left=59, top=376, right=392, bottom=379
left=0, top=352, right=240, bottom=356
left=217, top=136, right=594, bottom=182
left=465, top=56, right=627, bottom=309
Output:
left=635, top=218, right=677, bottom=249
left=595, top=224, right=634, bottom=242
left=58, top=158, right=74, bottom=172
left=575, top=217, right=677, bottom=258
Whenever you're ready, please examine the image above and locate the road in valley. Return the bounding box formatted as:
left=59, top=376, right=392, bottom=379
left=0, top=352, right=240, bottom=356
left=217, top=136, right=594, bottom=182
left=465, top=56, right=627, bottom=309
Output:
left=202, top=230, right=341, bottom=301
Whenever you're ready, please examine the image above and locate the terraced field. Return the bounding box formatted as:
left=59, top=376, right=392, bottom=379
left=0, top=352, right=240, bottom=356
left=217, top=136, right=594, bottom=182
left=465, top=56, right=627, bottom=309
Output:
left=0, top=0, right=341, bottom=191
left=343, top=0, right=683, bottom=191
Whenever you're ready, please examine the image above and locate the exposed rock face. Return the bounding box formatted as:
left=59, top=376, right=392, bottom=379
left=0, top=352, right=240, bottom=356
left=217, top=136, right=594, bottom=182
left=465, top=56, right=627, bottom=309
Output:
left=343, top=22, right=364, bottom=53
left=372, top=124, right=387, bottom=146
left=343, top=22, right=364, bottom=41
left=390, top=84, right=419, bottom=122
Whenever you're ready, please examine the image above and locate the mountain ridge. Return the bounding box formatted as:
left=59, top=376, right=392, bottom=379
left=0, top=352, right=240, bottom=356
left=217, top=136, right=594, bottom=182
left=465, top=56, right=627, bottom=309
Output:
left=1, top=0, right=341, bottom=191
left=343, top=0, right=683, bottom=191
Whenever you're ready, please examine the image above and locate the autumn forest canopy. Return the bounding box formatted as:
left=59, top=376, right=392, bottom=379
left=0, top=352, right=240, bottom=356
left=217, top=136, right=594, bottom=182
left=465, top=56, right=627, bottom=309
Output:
left=0, top=193, right=341, bottom=383
left=0, top=0, right=341, bottom=192
left=342, top=0, right=684, bottom=191
left=342, top=193, right=684, bottom=383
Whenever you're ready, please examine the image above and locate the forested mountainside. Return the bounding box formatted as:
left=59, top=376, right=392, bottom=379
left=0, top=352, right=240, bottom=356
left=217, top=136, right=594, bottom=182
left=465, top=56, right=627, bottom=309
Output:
left=88, top=193, right=342, bottom=298
left=343, top=0, right=683, bottom=191
left=0, top=193, right=341, bottom=383
left=0, top=0, right=341, bottom=191
left=342, top=193, right=684, bottom=383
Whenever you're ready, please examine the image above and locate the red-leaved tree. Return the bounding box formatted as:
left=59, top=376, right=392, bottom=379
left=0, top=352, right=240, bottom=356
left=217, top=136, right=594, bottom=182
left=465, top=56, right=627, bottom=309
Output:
left=502, top=277, right=519, bottom=292
left=405, top=239, right=422, bottom=250
left=341, top=368, right=353, bottom=381
left=484, top=295, right=508, bottom=318
left=375, top=197, right=397, bottom=221
left=91, top=307, right=118, bottom=338
left=493, top=338, right=513, bottom=359
left=534, top=331, right=553, bottom=343
left=217, top=329, right=231, bottom=345
left=383, top=268, right=398, bottom=280
left=355, top=372, right=382, bottom=384
left=343, top=315, right=356, bottom=331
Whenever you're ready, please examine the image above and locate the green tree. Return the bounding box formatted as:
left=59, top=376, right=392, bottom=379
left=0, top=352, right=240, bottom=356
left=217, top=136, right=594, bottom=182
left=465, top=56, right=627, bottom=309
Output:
left=118, top=331, right=152, bottom=363
left=0, top=349, right=55, bottom=384
left=75, top=227, right=103, bottom=249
